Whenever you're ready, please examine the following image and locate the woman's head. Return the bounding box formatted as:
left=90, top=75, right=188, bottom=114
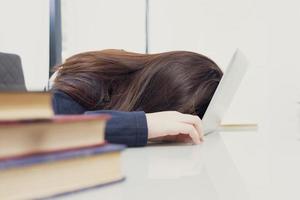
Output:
left=53, top=49, right=223, bottom=118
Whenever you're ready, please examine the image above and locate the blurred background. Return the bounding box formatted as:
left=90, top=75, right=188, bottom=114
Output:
left=0, top=0, right=299, bottom=123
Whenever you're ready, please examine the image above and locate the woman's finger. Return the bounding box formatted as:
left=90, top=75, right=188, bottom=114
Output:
left=178, top=114, right=204, bottom=141
left=178, top=123, right=201, bottom=144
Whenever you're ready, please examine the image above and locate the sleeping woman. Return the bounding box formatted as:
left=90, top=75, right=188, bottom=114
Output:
left=51, top=49, right=223, bottom=147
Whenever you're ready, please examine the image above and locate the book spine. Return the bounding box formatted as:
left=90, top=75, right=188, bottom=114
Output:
left=0, top=144, right=125, bottom=170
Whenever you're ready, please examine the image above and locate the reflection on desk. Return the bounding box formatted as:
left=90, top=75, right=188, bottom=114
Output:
left=58, top=133, right=248, bottom=200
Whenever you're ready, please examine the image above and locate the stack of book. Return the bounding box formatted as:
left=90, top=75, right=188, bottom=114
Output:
left=0, top=92, right=125, bottom=199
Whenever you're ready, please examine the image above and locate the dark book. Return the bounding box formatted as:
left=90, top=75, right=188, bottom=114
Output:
left=0, top=144, right=125, bottom=199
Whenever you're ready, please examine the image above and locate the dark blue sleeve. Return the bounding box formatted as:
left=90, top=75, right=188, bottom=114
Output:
left=52, top=90, right=86, bottom=115
left=85, top=110, right=148, bottom=147
left=51, top=90, right=148, bottom=147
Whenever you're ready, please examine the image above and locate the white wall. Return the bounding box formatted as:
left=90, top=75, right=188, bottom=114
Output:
left=148, top=0, right=300, bottom=123
left=1, top=0, right=299, bottom=122
left=0, top=0, right=49, bottom=91
left=61, top=0, right=146, bottom=61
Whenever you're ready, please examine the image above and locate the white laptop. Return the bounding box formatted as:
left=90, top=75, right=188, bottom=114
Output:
left=203, top=49, right=249, bottom=135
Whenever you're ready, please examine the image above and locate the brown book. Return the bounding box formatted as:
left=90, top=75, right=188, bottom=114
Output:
left=0, top=115, right=110, bottom=160
left=0, top=144, right=125, bottom=199
left=0, top=92, right=53, bottom=120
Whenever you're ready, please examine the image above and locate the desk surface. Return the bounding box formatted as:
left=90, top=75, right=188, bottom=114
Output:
left=59, top=68, right=300, bottom=200
left=59, top=115, right=300, bottom=200
left=58, top=133, right=247, bottom=200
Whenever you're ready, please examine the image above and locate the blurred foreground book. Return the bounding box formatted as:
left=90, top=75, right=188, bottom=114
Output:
left=0, top=91, right=126, bottom=199
left=0, top=92, right=53, bottom=120
left=0, top=144, right=125, bottom=199
left=0, top=115, right=109, bottom=159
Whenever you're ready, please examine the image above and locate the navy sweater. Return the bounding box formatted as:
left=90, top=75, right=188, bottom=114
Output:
left=51, top=90, right=148, bottom=147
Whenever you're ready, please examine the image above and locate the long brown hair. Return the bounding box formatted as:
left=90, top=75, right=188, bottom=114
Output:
left=52, top=49, right=222, bottom=118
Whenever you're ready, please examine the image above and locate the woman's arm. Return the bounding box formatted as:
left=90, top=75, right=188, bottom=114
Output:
left=52, top=90, right=203, bottom=146
left=85, top=110, right=147, bottom=147
left=52, top=90, right=148, bottom=147
left=52, top=90, right=86, bottom=114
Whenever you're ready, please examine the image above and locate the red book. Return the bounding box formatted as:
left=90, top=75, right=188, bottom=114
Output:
left=0, top=114, right=110, bottom=160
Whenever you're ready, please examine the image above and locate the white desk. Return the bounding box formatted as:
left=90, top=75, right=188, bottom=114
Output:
left=58, top=121, right=300, bottom=200
left=58, top=133, right=247, bottom=200
left=59, top=68, right=300, bottom=200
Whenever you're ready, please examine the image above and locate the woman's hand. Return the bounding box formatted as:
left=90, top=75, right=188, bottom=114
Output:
left=146, top=111, right=204, bottom=144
